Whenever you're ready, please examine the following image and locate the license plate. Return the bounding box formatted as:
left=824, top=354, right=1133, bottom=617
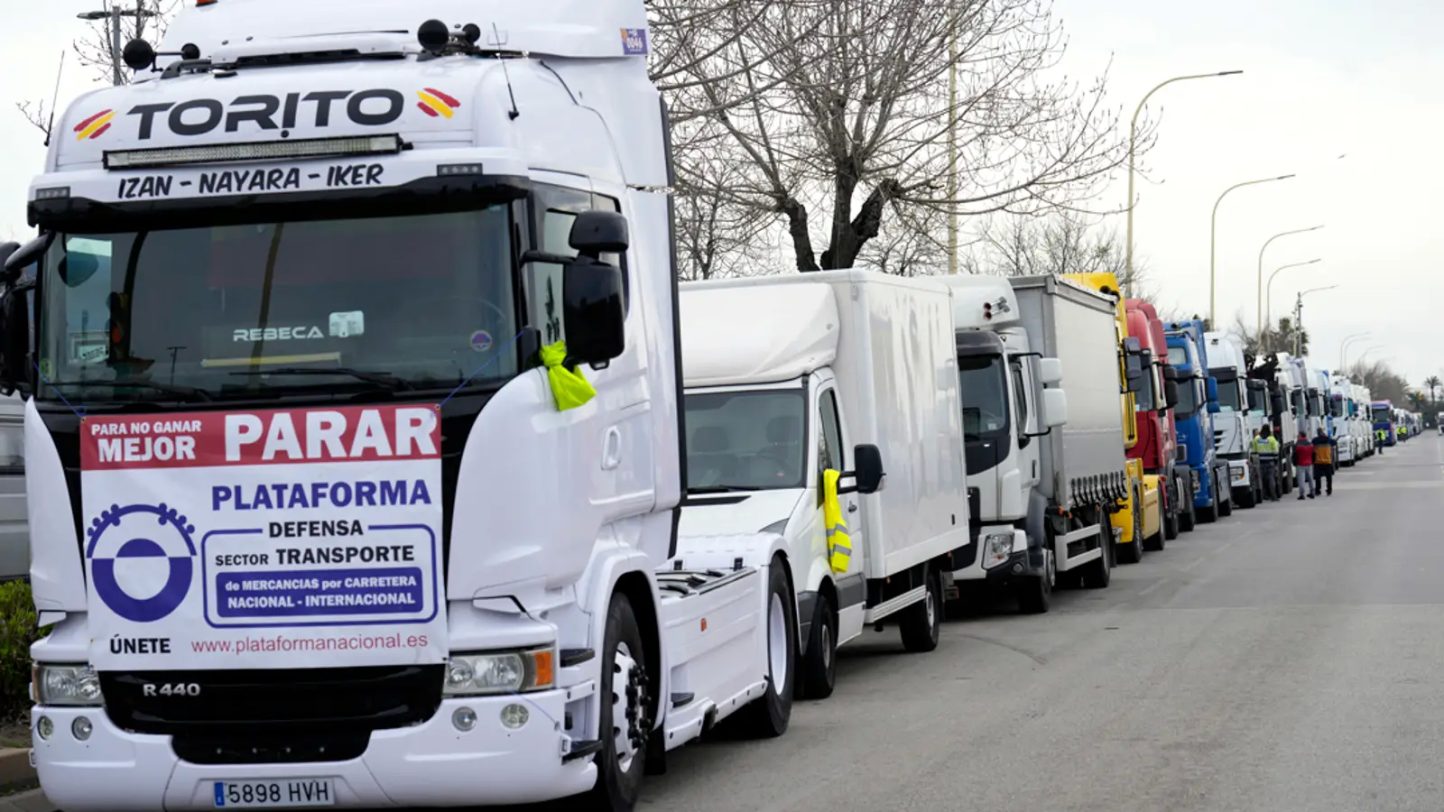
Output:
left=213, top=779, right=335, bottom=808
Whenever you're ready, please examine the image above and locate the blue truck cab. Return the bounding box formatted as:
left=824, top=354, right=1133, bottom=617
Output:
left=1165, top=321, right=1233, bottom=522
left=1372, top=400, right=1397, bottom=447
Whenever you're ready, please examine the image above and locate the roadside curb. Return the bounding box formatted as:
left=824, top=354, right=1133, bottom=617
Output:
left=0, top=788, right=48, bottom=812
left=0, top=748, right=36, bottom=796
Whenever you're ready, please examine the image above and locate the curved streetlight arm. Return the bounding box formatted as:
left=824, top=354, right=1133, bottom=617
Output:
left=1210, top=174, right=1296, bottom=324
left=1127, top=70, right=1244, bottom=294
left=1264, top=258, right=1322, bottom=324
left=1339, top=332, right=1371, bottom=371
left=1257, top=225, right=1325, bottom=331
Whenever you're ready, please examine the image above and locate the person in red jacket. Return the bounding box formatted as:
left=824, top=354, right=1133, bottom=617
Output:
left=1294, top=432, right=1315, bottom=500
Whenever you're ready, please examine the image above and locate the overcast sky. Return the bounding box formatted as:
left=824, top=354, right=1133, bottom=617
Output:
left=1, top=1, right=1439, bottom=384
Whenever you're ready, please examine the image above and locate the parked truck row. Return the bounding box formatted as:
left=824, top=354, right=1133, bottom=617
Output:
left=0, top=2, right=1400, bottom=809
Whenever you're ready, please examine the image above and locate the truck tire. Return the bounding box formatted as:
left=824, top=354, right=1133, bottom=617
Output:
left=1178, top=478, right=1196, bottom=532
left=1081, top=525, right=1112, bottom=589
left=1016, top=548, right=1053, bottom=615
left=798, top=591, right=836, bottom=700
left=1198, top=481, right=1219, bottom=523
left=1218, top=471, right=1234, bottom=517
left=898, top=566, right=942, bottom=653
left=1237, top=485, right=1256, bottom=509
left=588, top=594, right=650, bottom=811
left=1117, top=495, right=1144, bottom=564
left=741, top=562, right=796, bottom=737
left=1163, top=490, right=1180, bottom=541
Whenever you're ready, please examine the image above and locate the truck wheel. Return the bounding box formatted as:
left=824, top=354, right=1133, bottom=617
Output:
left=741, top=562, right=796, bottom=737
left=1219, top=477, right=1234, bottom=517
left=1163, top=492, right=1180, bottom=541
left=1117, top=496, right=1144, bottom=564
left=898, top=566, right=942, bottom=653
left=1081, top=525, right=1112, bottom=589
left=1016, top=548, right=1053, bottom=615
left=1198, top=484, right=1219, bottom=523
left=1178, top=484, right=1196, bottom=532
left=1237, top=486, right=1256, bottom=510
left=798, top=592, right=836, bottom=700
left=588, top=594, right=650, bottom=811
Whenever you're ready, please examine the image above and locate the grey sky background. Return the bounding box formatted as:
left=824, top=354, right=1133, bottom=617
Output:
left=1, top=1, right=1438, bottom=385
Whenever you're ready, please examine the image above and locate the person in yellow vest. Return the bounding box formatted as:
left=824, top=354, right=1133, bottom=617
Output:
left=1311, top=429, right=1337, bottom=497
left=1252, top=425, right=1281, bottom=502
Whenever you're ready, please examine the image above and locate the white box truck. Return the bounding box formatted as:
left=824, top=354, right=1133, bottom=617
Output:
left=678, top=270, right=972, bottom=697
left=929, top=275, right=1124, bottom=614
left=3, top=1, right=799, bottom=809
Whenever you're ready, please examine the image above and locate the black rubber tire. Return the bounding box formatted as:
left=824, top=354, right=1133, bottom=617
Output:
left=1178, top=480, right=1197, bottom=533
left=1143, top=493, right=1166, bottom=553
left=1237, top=486, right=1256, bottom=510
left=1198, top=480, right=1219, bottom=523
left=1016, top=548, right=1053, bottom=615
left=587, top=594, right=649, bottom=812
left=1081, top=525, right=1112, bottom=589
left=1219, top=474, right=1234, bottom=517
left=898, top=566, right=942, bottom=653
left=741, top=562, right=795, bottom=737
left=797, top=591, right=836, bottom=700
left=1163, top=490, right=1180, bottom=541
left=1117, top=492, right=1144, bottom=563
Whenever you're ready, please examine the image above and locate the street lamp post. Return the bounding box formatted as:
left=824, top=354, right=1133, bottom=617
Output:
left=1210, top=174, right=1295, bottom=326
left=1292, top=285, right=1337, bottom=356
left=1339, top=332, right=1371, bottom=372
left=1126, top=70, right=1244, bottom=294
left=1264, top=258, right=1322, bottom=331
left=1356, top=346, right=1390, bottom=368
left=1257, top=225, right=1324, bottom=334
left=78, top=4, right=158, bottom=86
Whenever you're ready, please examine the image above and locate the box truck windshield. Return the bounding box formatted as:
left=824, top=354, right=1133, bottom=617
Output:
left=1216, top=378, right=1244, bottom=412
left=959, top=354, right=1010, bottom=441
left=684, top=389, right=808, bottom=491
left=39, top=207, right=521, bottom=401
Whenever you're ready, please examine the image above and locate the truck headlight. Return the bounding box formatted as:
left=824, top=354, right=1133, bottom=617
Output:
left=445, top=648, right=555, bottom=696
left=983, top=532, right=1015, bottom=569
left=1231, top=468, right=1246, bottom=482
left=34, top=664, right=102, bottom=707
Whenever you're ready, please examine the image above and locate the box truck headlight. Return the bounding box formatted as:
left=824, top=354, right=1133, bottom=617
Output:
left=445, top=649, right=555, bottom=696
left=34, top=664, right=102, bottom=707
left=983, top=532, right=1015, bottom=569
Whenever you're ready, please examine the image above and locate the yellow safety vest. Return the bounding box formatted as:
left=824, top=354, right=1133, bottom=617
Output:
left=823, top=469, right=852, bottom=574
left=540, top=341, right=596, bottom=411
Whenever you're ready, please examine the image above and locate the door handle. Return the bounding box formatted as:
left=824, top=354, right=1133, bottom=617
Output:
left=847, top=503, right=858, bottom=514
left=602, top=427, right=622, bottom=470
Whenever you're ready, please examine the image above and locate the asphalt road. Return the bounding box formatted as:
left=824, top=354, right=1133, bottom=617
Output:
left=641, top=435, right=1444, bottom=812
left=18, top=435, right=1444, bottom=811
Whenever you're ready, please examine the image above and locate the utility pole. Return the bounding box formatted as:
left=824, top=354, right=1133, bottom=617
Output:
left=945, top=23, right=958, bottom=274
left=79, top=2, right=158, bottom=86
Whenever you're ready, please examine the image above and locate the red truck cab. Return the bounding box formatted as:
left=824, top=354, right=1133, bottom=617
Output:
left=1125, top=299, right=1191, bottom=538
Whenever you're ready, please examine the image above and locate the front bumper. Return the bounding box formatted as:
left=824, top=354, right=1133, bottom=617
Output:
left=1227, top=458, right=1252, bottom=488
left=33, top=692, right=594, bottom=811
left=953, top=527, right=1032, bottom=581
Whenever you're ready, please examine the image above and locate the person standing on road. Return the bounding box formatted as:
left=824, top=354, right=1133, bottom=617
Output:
left=1253, top=425, right=1281, bottom=502
left=1376, top=428, right=1388, bottom=455
left=1312, top=429, right=1336, bottom=497
left=1294, top=432, right=1316, bottom=499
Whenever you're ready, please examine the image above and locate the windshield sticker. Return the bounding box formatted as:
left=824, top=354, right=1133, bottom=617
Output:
left=69, top=332, right=110, bottom=366
left=621, top=28, right=649, bottom=55
left=329, top=312, right=365, bottom=339
left=469, top=330, right=494, bottom=353
left=80, top=405, right=447, bottom=670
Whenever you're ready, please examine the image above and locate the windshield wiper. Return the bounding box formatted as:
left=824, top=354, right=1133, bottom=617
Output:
left=233, top=367, right=416, bottom=391
left=687, top=485, right=759, bottom=494
left=47, top=379, right=214, bottom=403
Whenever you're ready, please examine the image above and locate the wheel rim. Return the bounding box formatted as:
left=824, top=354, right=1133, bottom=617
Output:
left=821, top=621, right=833, bottom=671
left=925, top=581, right=937, bottom=630
left=767, top=593, right=788, bottom=694
left=610, top=643, right=647, bottom=774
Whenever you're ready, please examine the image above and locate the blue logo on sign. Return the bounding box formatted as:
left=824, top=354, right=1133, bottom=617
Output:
left=87, top=504, right=197, bottom=623
left=621, top=28, right=648, bottom=56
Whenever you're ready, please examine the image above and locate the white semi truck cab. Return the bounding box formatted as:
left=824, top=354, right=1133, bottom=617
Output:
left=1205, top=332, right=1261, bottom=508
left=4, top=2, right=792, bottom=809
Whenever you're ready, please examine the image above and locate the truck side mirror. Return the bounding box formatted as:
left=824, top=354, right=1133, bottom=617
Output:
left=563, top=213, right=629, bottom=366
left=1041, top=388, right=1068, bottom=429
left=1163, top=379, right=1179, bottom=412
left=0, top=284, right=31, bottom=396
left=1125, top=352, right=1145, bottom=387
left=1038, top=357, right=1063, bottom=386
left=850, top=444, right=885, bottom=495
left=1206, top=376, right=1219, bottom=403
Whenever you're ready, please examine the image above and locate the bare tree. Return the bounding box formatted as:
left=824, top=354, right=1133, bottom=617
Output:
left=1349, top=361, right=1410, bottom=405
left=71, top=1, right=182, bottom=85
left=965, top=212, right=1149, bottom=292
left=660, top=0, right=1140, bottom=275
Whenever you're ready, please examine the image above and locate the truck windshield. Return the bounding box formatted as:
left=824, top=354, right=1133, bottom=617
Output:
left=1166, top=345, right=1187, bottom=366
left=684, top=390, right=807, bottom=492
left=1215, top=377, right=1243, bottom=412
left=958, top=354, right=1010, bottom=441
left=1373, top=406, right=1393, bottom=423
left=1247, top=385, right=1267, bottom=414
left=37, top=206, right=519, bottom=404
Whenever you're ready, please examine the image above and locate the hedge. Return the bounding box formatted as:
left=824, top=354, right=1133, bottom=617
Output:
left=0, top=581, right=36, bottom=720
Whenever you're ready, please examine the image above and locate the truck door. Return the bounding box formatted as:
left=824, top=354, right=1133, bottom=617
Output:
left=816, top=384, right=866, bottom=641
left=1009, top=355, right=1041, bottom=491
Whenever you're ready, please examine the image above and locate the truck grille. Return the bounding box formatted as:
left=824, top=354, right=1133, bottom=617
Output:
left=101, top=665, right=444, bottom=762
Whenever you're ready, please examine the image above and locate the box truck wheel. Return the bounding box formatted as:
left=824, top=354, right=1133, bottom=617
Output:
left=899, top=566, right=942, bottom=653
left=588, top=594, right=650, bottom=811
left=741, top=562, right=796, bottom=737
left=798, top=592, right=837, bottom=700
left=1016, top=548, right=1053, bottom=615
